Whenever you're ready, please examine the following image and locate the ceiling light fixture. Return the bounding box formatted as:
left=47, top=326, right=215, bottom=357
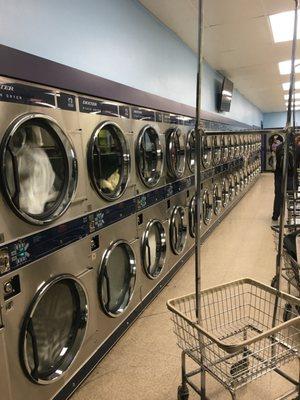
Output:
left=269, top=10, right=300, bottom=43
left=284, top=92, right=300, bottom=100
left=285, top=100, right=300, bottom=106
left=282, top=81, right=300, bottom=90
left=279, top=60, right=300, bottom=75
left=286, top=106, right=300, bottom=111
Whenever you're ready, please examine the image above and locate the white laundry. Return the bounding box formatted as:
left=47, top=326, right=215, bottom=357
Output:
left=14, top=126, right=58, bottom=215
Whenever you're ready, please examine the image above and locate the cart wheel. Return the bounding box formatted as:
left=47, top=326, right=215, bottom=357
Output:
left=283, top=303, right=292, bottom=321
left=271, top=275, right=278, bottom=288
left=177, top=385, right=189, bottom=400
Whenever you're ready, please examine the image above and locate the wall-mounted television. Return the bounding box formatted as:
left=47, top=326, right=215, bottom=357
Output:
left=218, top=77, right=234, bottom=112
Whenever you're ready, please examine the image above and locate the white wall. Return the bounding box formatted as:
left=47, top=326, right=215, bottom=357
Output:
left=263, top=111, right=300, bottom=128
left=0, top=0, right=262, bottom=126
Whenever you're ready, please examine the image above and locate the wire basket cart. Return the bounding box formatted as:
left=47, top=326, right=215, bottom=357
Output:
left=287, top=189, right=300, bottom=226
left=270, top=227, right=300, bottom=322
left=167, top=278, right=300, bottom=400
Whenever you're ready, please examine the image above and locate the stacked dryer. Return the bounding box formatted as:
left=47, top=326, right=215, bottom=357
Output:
left=0, top=75, right=262, bottom=400
left=131, top=112, right=169, bottom=300
left=77, top=97, right=145, bottom=360
left=0, top=78, right=96, bottom=400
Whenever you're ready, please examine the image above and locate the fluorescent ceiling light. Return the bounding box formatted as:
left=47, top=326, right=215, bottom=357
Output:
left=286, top=106, right=300, bottom=110
left=269, top=10, right=300, bottom=43
left=284, top=92, right=300, bottom=100
left=279, top=60, right=300, bottom=75
left=286, top=100, right=300, bottom=106
left=282, top=81, right=300, bottom=90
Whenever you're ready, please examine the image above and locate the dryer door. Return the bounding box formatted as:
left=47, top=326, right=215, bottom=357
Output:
left=136, top=126, right=163, bottom=188
left=229, top=175, right=235, bottom=201
left=88, top=121, right=130, bottom=201
left=166, top=128, right=186, bottom=178
left=222, top=178, right=230, bottom=208
left=240, top=170, right=245, bottom=190
left=212, top=135, right=221, bottom=166
left=170, top=206, right=187, bottom=254
left=20, top=275, right=88, bottom=384
left=186, top=129, right=196, bottom=174
left=234, top=135, right=240, bottom=158
left=141, top=219, right=166, bottom=279
left=188, top=195, right=198, bottom=238
left=244, top=167, right=249, bottom=186
left=201, top=136, right=213, bottom=169
left=202, top=189, right=213, bottom=225
left=213, top=183, right=222, bottom=215
left=99, top=240, right=136, bottom=317
left=228, top=135, right=235, bottom=160
left=221, top=135, right=229, bottom=163
left=244, top=135, right=249, bottom=156
left=0, top=114, right=77, bottom=225
left=234, top=172, right=240, bottom=195
left=239, top=135, right=244, bottom=155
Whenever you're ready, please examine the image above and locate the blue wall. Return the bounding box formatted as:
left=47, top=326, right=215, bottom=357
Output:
left=0, top=0, right=262, bottom=126
left=263, top=111, right=300, bottom=128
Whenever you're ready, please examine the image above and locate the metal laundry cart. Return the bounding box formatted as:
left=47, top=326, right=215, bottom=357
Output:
left=270, top=226, right=300, bottom=322
left=166, top=1, right=300, bottom=399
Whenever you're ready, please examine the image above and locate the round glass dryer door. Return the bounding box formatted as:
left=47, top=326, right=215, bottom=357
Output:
left=0, top=114, right=77, bottom=225
left=186, top=129, right=195, bottom=173
left=228, top=135, right=235, bottom=160
left=212, top=183, right=222, bottom=215
left=99, top=240, right=136, bottom=317
left=20, top=275, right=88, bottom=384
left=221, top=135, right=229, bottom=163
left=141, top=220, right=166, bottom=279
left=136, top=126, right=163, bottom=188
left=188, top=195, right=200, bottom=238
left=228, top=175, right=235, bottom=201
left=240, top=170, right=245, bottom=190
left=202, top=189, right=213, bottom=225
left=88, top=122, right=130, bottom=201
left=239, top=135, right=244, bottom=155
left=234, top=173, right=240, bottom=195
left=244, top=135, right=249, bottom=155
left=201, top=136, right=213, bottom=169
left=221, top=178, right=230, bottom=207
left=170, top=206, right=187, bottom=254
left=244, top=167, right=249, bottom=185
left=166, top=128, right=186, bottom=178
left=234, top=135, right=240, bottom=158
left=212, top=135, right=221, bottom=166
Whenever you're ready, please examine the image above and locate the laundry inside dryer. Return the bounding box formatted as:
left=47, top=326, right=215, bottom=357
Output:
left=137, top=126, right=163, bottom=188
left=2, top=117, right=75, bottom=221
left=88, top=122, right=131, bottom=202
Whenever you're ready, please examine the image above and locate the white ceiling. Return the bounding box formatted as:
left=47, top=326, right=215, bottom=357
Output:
left=138, top=0, right=300, bottom=113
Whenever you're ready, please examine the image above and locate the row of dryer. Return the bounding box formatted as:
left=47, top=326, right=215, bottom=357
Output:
left=0, top=77, right=261, bottom=244
left=0, top=159, right=261, bottom=400
left=0, top=76, right=261, bottom=400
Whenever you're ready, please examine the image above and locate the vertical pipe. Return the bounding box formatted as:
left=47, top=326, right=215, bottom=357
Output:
left=276, top=0, right=298, bottom=293
left=195, top=0, right=204, bottom=321
left=272, top=1, right=298, bottom=331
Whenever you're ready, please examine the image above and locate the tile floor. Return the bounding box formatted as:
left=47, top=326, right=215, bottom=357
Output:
left=73, top=173, right=298, bottom=400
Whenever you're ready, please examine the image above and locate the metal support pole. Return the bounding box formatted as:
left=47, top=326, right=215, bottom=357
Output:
left=273, top=0, right=299, bottom=331
left=275, top=0, right=298, bottom=293
left=195, top=0, right=204, bottom=322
